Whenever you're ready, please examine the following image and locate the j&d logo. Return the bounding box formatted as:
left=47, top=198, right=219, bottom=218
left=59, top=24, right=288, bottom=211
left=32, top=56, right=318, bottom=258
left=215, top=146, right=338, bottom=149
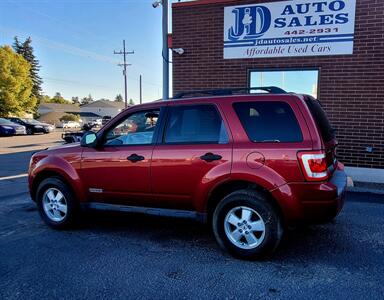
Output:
left=228, top=6, right=272, bottom=41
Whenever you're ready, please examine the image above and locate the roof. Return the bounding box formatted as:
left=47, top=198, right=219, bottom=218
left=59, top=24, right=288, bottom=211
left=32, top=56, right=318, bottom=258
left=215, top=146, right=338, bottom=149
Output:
left=39, top=103, right=80, bottom=112
left=37, top=112, right=65, bottom=124
left=173, top=0, right=239, bottom=8
left=80, top=100, right=127, bottom=109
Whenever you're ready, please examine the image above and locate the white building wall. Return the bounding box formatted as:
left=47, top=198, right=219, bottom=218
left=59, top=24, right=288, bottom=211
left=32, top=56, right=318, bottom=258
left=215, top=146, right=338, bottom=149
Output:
left=80, top=107, right=121, bottom=117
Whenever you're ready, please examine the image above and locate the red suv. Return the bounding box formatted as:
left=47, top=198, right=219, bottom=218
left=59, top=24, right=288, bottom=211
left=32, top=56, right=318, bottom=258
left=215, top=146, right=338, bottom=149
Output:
left=28, top=87, right=347, bottom=259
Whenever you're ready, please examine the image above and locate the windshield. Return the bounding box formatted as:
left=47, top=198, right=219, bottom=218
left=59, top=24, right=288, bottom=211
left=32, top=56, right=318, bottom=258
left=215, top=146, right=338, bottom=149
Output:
left=0, top=118, right=14, bottom=125
left=23, top=118, right=41, bottom=124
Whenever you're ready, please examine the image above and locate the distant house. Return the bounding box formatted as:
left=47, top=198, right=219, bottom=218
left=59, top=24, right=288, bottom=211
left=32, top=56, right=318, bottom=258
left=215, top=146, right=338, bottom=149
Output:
left=37, top=103, right=81, bottom=126
left=80, top=100, right=127, bottom=118
left=37, top=100, right=128, bottom=126
left=38, top=103, right=80, bottom=115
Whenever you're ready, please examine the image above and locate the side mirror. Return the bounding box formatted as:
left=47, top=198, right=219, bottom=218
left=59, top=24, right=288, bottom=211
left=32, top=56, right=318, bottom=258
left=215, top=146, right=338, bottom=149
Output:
left=81, top=132, right=98, bottom=147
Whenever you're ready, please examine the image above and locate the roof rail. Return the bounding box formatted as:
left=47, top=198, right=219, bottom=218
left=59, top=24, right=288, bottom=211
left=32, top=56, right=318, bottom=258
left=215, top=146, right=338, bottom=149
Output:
left=173, top=86, right=287, bottom=99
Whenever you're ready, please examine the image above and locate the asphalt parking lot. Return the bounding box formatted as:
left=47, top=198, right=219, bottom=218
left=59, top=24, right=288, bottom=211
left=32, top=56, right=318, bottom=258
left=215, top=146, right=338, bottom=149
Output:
left=1, top=134, right=384, bottom=299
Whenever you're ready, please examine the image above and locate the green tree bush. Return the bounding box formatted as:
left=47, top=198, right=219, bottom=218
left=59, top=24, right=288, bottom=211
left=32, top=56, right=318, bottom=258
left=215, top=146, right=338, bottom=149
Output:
left=0, top=46, right=36, bottom=117
left=60, top=113, right=80, bottom=122
left=115, top=94, right=123, bottom=102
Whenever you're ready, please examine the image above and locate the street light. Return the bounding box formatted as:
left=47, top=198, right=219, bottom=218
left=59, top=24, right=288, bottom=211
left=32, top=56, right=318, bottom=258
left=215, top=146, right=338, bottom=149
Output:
left=152, top=0, right=169, bottom=100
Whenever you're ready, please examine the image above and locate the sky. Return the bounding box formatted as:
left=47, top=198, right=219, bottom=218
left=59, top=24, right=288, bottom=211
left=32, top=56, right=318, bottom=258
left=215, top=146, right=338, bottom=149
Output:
left=0, top=0, right=172, bottom=103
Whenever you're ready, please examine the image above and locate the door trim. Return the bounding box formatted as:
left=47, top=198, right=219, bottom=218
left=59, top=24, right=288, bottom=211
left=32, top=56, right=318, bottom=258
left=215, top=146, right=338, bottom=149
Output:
left=82, top=202, right=207, bottom=222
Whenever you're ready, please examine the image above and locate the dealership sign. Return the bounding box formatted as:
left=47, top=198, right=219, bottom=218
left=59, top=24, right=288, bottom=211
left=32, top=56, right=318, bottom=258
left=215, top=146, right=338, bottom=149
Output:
left=224, top=0, right=356, bottom=59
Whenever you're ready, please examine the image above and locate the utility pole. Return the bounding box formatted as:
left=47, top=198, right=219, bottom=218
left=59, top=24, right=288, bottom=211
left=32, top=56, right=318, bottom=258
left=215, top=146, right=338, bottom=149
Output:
left=139, top=75, right=143, bottom=104
left=114, top=40, right=134, bottom=108
left=162, top=0, right=169, bottom=100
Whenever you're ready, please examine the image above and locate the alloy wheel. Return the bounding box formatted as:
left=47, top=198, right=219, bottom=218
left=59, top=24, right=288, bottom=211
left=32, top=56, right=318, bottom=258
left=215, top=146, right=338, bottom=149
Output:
left=224, top=206, right=266, bottom=250
left=42, top=188, right=68, bottom=222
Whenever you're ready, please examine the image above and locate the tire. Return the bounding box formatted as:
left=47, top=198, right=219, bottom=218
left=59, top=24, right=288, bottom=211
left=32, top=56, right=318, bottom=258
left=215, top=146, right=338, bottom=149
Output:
left=36, top=177, right=79, bottom=229
left=212, top=189, right=283, bottom=259
left=26, top=128, right=33, bottom=135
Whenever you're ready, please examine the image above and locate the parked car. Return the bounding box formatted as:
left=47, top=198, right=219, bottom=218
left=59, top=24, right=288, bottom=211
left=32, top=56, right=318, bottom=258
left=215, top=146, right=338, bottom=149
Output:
left=101, top=116, right=112, bottom=126
left=62, top=123, right=97, bottom=144
left=7, top=117, right=53, bottom=135
left=0, top=118, right=26, bottom=136
left=28, top=87, right=347, bottom=259
left=92, top=119, right=102, bottom=127
left=62, top=121, right=81, bottom=129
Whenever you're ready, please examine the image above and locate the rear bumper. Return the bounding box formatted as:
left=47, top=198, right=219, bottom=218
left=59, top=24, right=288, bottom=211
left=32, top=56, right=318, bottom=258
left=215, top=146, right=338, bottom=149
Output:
left=272, top=164, right=347, bottom=225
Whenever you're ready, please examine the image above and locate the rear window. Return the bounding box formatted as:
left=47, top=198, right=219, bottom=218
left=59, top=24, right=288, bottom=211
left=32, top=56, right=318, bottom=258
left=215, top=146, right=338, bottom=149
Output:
left=304, top=97, right=335, bottom=142
left=233, top=102, right=303, bottom=143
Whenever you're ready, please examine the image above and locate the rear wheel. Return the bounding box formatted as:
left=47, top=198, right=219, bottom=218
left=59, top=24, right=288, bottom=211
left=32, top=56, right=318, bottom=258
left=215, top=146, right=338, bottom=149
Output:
left=26, top=128, right=33, bottom=135
left=212, top=189, right=283, bottom=259
left=36, top=177, right=79, bottom=229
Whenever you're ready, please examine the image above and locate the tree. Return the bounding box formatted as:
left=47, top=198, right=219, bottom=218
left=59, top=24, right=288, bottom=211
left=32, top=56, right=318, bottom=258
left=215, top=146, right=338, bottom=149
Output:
left=129, top=98, right=135, bottom=105
left=41, top=95, right=51, bottom=103
left=115, top=94, right=123, bottom=102
left=0, top=46, right=35, bottom=116
left=71, top=97, right=80, bottom=105
left=60, top=113, right=80, bottom=122
left=81, top=94, right=93, bottom=105
left=50, top=92, right=68, bottom=104
left=13, top=37, right=43, bottom=102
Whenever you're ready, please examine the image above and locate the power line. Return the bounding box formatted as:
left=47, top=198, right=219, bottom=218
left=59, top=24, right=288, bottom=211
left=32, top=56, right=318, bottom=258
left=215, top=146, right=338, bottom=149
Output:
left=114, top=40, right=134, bottom=109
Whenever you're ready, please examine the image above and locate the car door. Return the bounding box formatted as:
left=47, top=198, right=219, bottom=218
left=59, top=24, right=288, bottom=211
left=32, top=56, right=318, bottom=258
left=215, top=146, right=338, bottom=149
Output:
left=80, top=105, right=164, bottom=205
left=151, top=102, right=232, bottom=211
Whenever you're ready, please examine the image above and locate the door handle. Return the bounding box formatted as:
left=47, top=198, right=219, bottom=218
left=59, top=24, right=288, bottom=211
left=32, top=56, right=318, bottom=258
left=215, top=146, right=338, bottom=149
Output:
left=200, top=153, right=222, bottom=162
left=127, top=154, right=145, bottom=162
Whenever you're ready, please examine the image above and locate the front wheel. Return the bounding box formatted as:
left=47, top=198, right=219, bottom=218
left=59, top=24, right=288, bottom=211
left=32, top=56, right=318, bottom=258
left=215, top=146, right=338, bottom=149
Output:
left=36, top=177, right=79, bottom=229
left=212, top=190, right=283, bottom=259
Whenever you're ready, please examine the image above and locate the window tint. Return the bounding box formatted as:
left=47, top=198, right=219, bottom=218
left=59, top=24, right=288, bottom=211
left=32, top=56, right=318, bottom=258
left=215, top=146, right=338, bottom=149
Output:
left=164, top=105, right=228, bottom=144
left=305, top=96, right=335, bottom=142
left=234, top=102, right=303, bottom=143
left=104, top=109, right=160, bottom=146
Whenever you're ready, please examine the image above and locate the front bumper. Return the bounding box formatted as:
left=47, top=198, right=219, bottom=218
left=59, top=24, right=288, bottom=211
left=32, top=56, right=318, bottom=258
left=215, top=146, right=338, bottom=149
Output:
left=15, top=128, right=26, bottom=135
left=272, top=164, right=347, bottom=225
left=33, top=127, right=45, bottom=133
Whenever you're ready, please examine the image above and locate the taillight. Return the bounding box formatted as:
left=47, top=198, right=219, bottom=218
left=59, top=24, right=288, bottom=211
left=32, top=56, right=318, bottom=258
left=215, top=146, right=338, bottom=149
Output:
left=298, top=151, right=329, bottom=181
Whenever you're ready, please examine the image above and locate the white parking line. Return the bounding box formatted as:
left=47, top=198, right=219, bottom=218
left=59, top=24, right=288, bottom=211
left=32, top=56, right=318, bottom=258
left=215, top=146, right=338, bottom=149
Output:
left=0, top=173, right=28, bottom=181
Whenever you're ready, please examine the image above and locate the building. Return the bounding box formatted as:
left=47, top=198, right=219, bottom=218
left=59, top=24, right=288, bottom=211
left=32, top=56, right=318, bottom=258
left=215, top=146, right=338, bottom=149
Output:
left=37, top=103, right=81, bottom=126
left=38, top=103, right=80, bottom=116
left=38, top=100, right=128, bottom=126
left=80, top=100, right=127, bottom=118
left=171, top=0, right=384, bottom=181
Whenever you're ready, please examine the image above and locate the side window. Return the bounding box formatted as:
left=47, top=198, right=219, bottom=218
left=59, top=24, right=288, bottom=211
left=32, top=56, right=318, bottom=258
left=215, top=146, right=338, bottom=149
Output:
left=104, top=109, right=160, bottom=146
left=233, top=102, right=303, bottom=143
left=164, top=105, right=229, bottom=144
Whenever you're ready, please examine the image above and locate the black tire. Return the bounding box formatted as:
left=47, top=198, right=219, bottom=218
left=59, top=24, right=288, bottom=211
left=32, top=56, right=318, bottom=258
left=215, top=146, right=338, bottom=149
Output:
left=212, top=189, right=283, bottom=260
left=26, top=128, right=33, bottom=135
left=36, top=177, right=79, bottom=229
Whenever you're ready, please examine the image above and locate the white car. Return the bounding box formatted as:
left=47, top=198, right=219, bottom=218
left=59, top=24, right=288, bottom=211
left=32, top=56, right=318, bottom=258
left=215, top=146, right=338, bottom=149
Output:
left=62, top=121, right=81, bottom=129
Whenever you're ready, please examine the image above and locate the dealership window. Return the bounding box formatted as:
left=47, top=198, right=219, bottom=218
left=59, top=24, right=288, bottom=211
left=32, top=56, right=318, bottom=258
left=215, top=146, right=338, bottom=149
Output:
left=249, top=69, right=319, bottom=98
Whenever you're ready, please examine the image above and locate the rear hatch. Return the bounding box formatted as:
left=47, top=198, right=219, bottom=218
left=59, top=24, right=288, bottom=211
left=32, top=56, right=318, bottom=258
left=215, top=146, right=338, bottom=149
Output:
left=304, top=96, right=338, bottom=173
